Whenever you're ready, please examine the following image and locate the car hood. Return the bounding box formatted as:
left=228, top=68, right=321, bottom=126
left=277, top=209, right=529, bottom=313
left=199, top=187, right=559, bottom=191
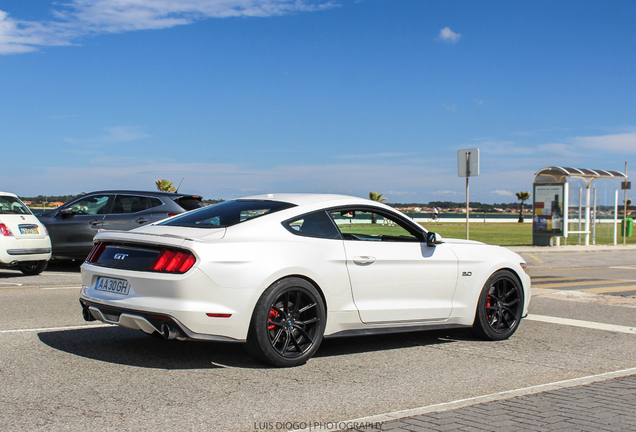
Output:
left=441, top=238, right=486, bottom=246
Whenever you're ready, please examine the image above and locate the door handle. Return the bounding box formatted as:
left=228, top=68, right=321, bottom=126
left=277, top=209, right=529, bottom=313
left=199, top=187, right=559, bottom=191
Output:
left=135, top=217, right=148, bottom=224
left=89, top=219, right=101, bottom=226
left=353, top=256, right=376, bottom=265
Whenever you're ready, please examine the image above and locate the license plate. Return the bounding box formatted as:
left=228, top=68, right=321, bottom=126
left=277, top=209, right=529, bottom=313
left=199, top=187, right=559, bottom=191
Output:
left=95, top=277, right=130, bottom=295
left=19, top=227, right=38, bottom=234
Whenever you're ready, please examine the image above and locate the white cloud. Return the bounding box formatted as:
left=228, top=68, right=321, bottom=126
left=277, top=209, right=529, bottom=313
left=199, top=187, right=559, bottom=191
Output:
left=490, top=190, right=514, bottom=197
left=431, top=190, right=459, bottom=196
left=0, top=1, right=339, bottom=54
left=437, top=27, right=461, bottom=44
left=442, top=103, right=456, bottom=112
left=573, top=131, right=636, bottom=154
left=336, top=152, right=418, bottom=160
left=386, top=191, right=412, bottom=196
left=474, top=99, right=484, bottom=105
left=64, top=125, right=150, bottom=145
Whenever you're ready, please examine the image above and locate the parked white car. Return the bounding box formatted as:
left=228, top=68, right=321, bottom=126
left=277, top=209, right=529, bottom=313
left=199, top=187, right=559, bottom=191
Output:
left=0, top=192, right=52, bottom=275
left=80, top=193, right=531, bottom=367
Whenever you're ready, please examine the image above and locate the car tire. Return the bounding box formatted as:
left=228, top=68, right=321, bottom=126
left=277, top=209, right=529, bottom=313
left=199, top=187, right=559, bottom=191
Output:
left=473, top=270, right=523, bottom=341
left=246, top=277, right=326, bottom=367
left=18, top=261, right=48, bottom=276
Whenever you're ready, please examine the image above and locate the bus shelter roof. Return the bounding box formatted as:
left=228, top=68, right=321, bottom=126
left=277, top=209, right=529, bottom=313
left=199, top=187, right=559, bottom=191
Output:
left=535, top=166, right=627, bottom=186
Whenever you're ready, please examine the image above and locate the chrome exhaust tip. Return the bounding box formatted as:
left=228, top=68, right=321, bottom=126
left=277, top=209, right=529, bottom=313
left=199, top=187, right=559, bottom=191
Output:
left=160, top=322, right=181, bottom=340
left=82, top=306, right=95, bottom=322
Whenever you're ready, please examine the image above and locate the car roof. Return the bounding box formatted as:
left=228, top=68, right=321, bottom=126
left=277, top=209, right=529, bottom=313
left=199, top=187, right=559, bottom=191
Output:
left=238, top=193, right=378, bottom=207
left=0, top=191, right=19, bottom=198
left=76, top=190, right=202, bottom=198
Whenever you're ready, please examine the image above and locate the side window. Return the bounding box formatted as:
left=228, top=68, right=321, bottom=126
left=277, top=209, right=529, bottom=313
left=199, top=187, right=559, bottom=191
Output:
left=111, top=195, right=150, bottom=214
left=284, top=211, right=342, bottom=240
left=329, top=209, right=420, bottom=242
left=149, top=198, right=163, bottom=209
left=68, top=195, right=112, bottom=215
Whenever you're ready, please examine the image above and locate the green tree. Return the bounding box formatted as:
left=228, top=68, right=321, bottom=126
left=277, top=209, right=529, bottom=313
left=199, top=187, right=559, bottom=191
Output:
left=515, top=191, right=531, bottom=223
left=369, top=191, right=386, bottom=224
left=155, top=179, right=177, bottom=192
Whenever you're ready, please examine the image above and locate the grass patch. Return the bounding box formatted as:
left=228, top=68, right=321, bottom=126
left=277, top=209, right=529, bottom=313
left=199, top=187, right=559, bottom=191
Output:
left=336, top=221, right=636, bottom=246
left=422, top=222, right=636, bottom=246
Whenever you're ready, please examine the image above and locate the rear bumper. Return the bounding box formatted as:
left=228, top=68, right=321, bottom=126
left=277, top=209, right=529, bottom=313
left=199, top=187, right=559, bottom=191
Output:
left=80, top=299, right=242, bottom=342
left=0, top=237, right=52, bottom=264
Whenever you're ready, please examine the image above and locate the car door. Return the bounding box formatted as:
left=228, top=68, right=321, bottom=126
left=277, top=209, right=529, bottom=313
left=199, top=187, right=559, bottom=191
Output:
left=47, top=194, right=112, bottom=257
left=101, top=194, right=153, bottom=231
left=329, top=208, right=459, bottom=324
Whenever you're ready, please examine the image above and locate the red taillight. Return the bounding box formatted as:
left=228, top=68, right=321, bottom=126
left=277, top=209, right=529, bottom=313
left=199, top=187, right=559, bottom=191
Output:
left=0, top=223, right=13, bottom=236
left=179, top=254, right=196, bottom=273
left=167, top=213, right=178, bottom=217
left=206, top=313, right=232, bottom=318
left=151, top=249, right=196, bottom=273
left=86, top=242, right=106, bottom=263
left=152, top=249, right=174, bottom=270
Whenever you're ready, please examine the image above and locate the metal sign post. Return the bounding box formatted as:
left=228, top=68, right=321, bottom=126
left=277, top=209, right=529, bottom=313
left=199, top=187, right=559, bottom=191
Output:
left=623, top=162, right=629, bottom=246
left=458, top=149, right=480, bottom=240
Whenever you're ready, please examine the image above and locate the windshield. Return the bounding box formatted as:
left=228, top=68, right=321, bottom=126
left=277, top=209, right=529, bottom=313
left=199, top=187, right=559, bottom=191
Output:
left=158, top=200, right=296, bottom=228
left=0, top=196, right=32, bottom=215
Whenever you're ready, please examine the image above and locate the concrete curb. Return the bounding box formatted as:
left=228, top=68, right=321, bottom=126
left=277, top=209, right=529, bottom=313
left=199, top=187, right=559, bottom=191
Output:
left=292, top=367, right=636, bottom=432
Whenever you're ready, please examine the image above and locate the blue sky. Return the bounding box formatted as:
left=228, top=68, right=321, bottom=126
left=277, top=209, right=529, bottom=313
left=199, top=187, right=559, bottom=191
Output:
left=1, top=0, right=635, bottom=204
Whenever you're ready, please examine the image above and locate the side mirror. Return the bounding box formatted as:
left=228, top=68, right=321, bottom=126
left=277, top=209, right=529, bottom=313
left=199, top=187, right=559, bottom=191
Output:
left=426, top=231, right=443, bottom=247
left=58, top=207, right=74, bottom=216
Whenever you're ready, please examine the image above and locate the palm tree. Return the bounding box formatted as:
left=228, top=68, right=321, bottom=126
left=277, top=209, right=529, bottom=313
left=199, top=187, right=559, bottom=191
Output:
left=515, top=191, right=531, bottom=223
left=155, top=179, right=177, bottom=192
left=369, top=192, right=386, bottom=224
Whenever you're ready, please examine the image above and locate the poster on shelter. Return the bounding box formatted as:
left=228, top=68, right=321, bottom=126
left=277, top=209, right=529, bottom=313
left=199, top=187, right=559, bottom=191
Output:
left=533, top=184, right=565, bottom=235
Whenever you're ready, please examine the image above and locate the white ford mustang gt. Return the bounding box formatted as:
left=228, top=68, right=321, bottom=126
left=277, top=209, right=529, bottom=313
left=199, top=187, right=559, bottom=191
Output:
left=80, top=193, right=531, bottom=367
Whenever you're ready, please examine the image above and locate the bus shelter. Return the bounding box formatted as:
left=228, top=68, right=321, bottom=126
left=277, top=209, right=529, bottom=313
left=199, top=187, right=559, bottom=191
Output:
left=533, top=167, right=627, bottom=246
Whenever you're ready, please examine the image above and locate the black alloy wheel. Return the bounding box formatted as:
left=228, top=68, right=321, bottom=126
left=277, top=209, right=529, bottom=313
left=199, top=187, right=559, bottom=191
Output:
left=18, top=261, right=48, bottom=276
left=473, top=270, right=523, bottom=341
left=247, top=278, right=325, bottom=367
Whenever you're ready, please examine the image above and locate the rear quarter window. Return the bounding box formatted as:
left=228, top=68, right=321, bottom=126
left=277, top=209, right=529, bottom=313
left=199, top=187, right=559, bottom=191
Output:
left=283, top=211, right=342, bottom=240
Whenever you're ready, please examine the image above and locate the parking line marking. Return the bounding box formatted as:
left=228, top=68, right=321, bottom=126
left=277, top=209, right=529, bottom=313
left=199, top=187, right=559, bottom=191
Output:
left=532, top=279, right=632, bottom=288
left=528, top=254, right=543, bottom=264
left=526, top=314, right=636, bottom=334
left=580, top=285, right=636, bottom=294
left=610, top=266, right=636, bottom=270
left=294, top=367, right=636, bottom=432
left=42, top=286, right=81, bottom=290
left=533, top=280, right=629, bottom=288
left=0, top=323, right=110, bottom=334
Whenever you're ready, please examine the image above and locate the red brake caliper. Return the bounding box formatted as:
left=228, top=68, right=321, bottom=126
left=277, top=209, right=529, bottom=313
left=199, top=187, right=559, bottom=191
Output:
left=268, top=309, right=279, bottom=330
left=486, top=293, right=493, bottom=321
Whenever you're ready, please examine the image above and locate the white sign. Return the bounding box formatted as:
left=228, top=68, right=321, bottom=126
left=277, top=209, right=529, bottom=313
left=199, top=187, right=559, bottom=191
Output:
left=458, top=149, right=480, bottom=177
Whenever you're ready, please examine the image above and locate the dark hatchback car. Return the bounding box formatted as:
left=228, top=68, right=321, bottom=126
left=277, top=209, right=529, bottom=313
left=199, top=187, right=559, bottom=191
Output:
left=37, top=190, right=204, bottom=260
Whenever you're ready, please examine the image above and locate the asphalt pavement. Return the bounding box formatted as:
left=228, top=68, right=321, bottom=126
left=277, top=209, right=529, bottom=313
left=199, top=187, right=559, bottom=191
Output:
left=333, top=244, right=636, bottom=432
left=1, top=245, right=636, bottom=431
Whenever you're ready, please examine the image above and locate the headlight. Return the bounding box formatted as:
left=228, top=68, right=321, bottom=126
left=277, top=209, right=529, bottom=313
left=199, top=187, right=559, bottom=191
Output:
left=520, top=263, right=527, bottom=272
